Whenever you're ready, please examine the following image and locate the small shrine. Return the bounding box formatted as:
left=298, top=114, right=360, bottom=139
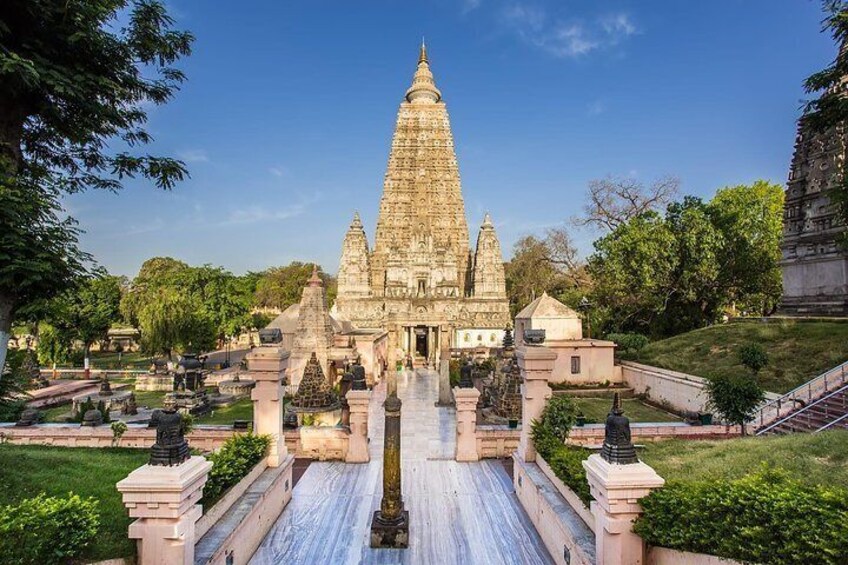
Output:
left=163, top=354, right=210, bottom=416
left=72, top=374, right=135, bottom=418
left=135, top=359, right=173, bottom=392
left=290, top=352, right=340, bottom=426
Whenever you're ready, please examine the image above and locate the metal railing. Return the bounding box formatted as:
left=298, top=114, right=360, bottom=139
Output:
left=753, top=360, right=848, bottom=430
left=756, top=382, right=848, bottom=435
left=815, top=411, right=848, bottom=433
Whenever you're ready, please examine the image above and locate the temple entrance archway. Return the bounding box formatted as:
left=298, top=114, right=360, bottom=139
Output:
left=414, top=326, right=428, bottom=359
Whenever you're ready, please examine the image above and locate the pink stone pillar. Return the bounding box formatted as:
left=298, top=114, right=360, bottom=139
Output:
left=117, top=456, right=212, bottom=565
left=346, top=389, right=371, bottom=463
left=583, top=454, right=665, bottom=565
left=517, top=345, right=556, bottom=462
left=454, top=386, right=480, bottom=462
left=246, top=346, right=290, bottom=467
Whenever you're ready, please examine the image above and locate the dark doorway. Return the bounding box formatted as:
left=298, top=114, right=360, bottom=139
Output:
left=414, top=326, right=428, bottom=359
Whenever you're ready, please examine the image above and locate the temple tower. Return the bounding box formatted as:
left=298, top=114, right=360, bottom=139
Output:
left=338, top=212, right=371, bottom=298
left=472, top=213, right=507, bottom=299
left=289, top=266, right=336, bottom=385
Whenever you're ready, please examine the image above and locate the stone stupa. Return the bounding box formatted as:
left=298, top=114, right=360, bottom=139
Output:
left=290, top=352, right=341, bottom=426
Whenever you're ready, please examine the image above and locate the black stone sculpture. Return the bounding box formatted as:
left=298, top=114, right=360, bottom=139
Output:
left=149, top=407, right=190, bottom=466
left=459, top=359, right=474, bottom=388
left=523, top=328, right=546, bottom=345
left=600, top=393, right=638, bottom=464
left=259, top=328, right=283, bottom=345
left=351, top=359, right=367, bottom=391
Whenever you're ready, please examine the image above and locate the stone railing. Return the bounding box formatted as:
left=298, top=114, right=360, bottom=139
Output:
left=567, top=422, right=737, bottom=447
left=475, top=425, right=520, bottom=459
left=0, top=423, right=236, bottom=451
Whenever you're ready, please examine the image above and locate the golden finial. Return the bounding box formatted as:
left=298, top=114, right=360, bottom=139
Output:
left=419, top=37, right=428, bottom=64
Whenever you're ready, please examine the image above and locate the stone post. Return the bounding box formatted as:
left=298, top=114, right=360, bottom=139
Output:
left=117, top=456, right=212, bottom=565
left=583, top=455, right=664, bottom=565
left=516, top=345, right=556, bottom=462
left=246, top=345, right=290, bottom=467
left=370, top=390, right=409, bottom=548
left=346, top=389, right=371, bottom=463
left=436, top=351, right=454, bottom=406
left=454, top=386, right=480, bottom=462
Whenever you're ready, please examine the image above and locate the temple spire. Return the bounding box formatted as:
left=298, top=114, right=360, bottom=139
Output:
left=419, top=38, right=428, bottom=63
left=406, top=41, right=441, bottom=104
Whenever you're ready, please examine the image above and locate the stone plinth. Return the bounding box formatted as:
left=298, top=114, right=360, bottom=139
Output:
left=247, top=346, right=290, bottom=467
left=454, top=386, right=480, bottom=462
left=346, top=389, right=371, bottom=463
left=135, top=374, right=174, bottom=392
left=437, top=357, right=453, bottom=406
left=72, top=389, right=134, bottom=416
left=583, top=454, right=665, bottom=565
left=117, top=456, right=212, bottom=565
left=218, top=377, right=256, bottom=398
left=517, top=345, right=556, bottom=462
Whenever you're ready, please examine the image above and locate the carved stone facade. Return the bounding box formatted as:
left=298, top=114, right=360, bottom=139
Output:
left=780, top=117, right=848, bottom=315
left=336, top=43, right=509, bottom=365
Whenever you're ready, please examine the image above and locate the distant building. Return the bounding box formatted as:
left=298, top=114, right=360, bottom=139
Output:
left=335, top=43, right=509, bottom=366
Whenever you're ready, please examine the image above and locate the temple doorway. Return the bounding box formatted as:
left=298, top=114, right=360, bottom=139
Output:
left=414, top=326, right=428, bottom=360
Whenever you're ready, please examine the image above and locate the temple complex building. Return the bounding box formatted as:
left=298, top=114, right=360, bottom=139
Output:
left=335, top=43, right=510, bottom=366
left=780, top=45, right=848, bottom=315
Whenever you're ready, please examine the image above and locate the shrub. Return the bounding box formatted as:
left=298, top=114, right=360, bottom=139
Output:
left=738, top=343, right=769, bottom=373
left=96, top=400, right=111, bottom=424
left=634, top=468, right=848, bottom=565
left=204, top=433, right=271, bottom=505
left=547, top=446, right=592, bottom=504
left=0, top=493, right=100, bottom=565
left=111, top=421, right=128, bottom=445
left=607, top=332, right=649, bottom=359
left=705, top=373, right=765, bottom=434
left=73, top=397, right=96, bottom=422
left=533, top=394, right=578, bottom=446
left=449, top=359, right=461, bottom=387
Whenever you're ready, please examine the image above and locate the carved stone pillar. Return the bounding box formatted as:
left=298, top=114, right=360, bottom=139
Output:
left=346, top=389, right=371, bottom=463
left=117, top=456, right=212, bottom=565
left=246, top=345, right=289, bottom=467
left=516, top=345, right=555, bottom=462
left=370, top=391, right=409, bottom=547
left=454, top=386, right=479, bottom=462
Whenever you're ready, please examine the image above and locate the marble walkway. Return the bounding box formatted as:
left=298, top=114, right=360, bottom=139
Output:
left=250, top=369, right=552, bottom=565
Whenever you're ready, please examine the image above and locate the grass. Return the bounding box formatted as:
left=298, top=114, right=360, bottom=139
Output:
left=639, top=430, right=848, bottom=488
left=635, top=319, right=848, bottom=393
left=196, top=398, right=254, bottom=425
left=569, top=397, right=681, bottom=423
left=0, top=444, right=148, bottom=561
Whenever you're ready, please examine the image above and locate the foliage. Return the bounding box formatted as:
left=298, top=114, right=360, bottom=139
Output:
left=0, top=0, right=193, bottom=372
left=0, top=493, right=100, bottom=565
left=44, top=274, right=124, bottom=355
left=531, top=395, right=578, bottom=456
left=110, top=421, right=128, bottom=445
left=96, top=400, right=111, bottom=424
left=738, top=343, right=769, bottom=373
left=606, top=332, right=649, bottom=359
left=633, top=468, right=848, bottom=565
left=35, top=322, right=72, bottom=366
left=0, top=348, right=29, bottom=421
left=588, top=181, right=784, bottom=337
left=253, top=262, right=337, bottom=311
left=449, top=359, right=461, bottom=387
left=705, top=373, right=765, bottom=433
left=546, top=447, right=592, bottom=504
left=73, top=397, right=96, bottom=423
left=180, top=412, right=195, bottom=436
left=204, top=433, right=271, bottom=505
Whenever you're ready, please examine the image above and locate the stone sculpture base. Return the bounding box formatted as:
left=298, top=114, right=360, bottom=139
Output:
left=370, top=510, right=410, bottom=548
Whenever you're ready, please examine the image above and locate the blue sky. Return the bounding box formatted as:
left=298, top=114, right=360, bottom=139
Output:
left=66, top=0, right=835, bottom=277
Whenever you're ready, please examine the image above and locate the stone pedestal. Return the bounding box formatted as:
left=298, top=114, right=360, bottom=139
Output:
left=583, top=454, right=665, bottom=565
left=436, top=357, right=454, bottom=406
left=117, top=456, right=212, bottom=565
left=517, top=345, right=556, bottom=462
left=454, top=386, right=480, bottom=462
left=346, top=389, right=371, bottom=463
left=247, top=346, right=290, bottom=467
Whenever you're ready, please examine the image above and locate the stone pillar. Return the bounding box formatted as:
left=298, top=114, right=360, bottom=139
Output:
left=583, top=455, right=665, bottom=565
left=117, top=456, right=212, bottom=565
left=346, top=389, right=371, bottom=463
left=246, top=345, right=290, bottom=467
left=436, top=352, right=454, bottom=407
left=370, top=391, right=409, bottom=548
left=516, top=345, right=556, bottom=462
left=454, top=386, right=480, bottom=462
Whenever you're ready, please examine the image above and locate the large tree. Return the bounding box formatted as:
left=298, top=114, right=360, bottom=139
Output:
left=253, top=262, right=337, bottom=311
left=0, top=1, right=193, bottom=372
left=47, top=274, right=124, bottom=357
left=574, top=175, right=680, bottom=232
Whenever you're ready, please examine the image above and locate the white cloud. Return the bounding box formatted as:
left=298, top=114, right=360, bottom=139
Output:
left=268, top=166, right=289, bottom=178
left=220, top=204, right=306, bottom=226
left=601, top=13, right=637, bottom=40
left=178, top=149, right=209, bottom=163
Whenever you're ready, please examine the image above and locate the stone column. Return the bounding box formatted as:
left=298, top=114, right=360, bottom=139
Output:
left=516, top=345, right=556, bottom=462
left=246, top=345, right=289, bottom=467
left=370, top=391, right=409, bottom=548
left=583, top=455, right=664, bottom=565
left=346, top=389, right=371, bottom=463
left=454, top=386, right=480, bottom=462
left=117, top=456, right=212, bottom=565
left=436, top=350, right=454, bottom=407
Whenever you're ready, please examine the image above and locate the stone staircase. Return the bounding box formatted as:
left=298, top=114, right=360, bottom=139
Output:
left=756, top=369, right=848, bottom=435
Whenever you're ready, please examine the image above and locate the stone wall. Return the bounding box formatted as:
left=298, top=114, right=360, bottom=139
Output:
left=620, top=361, right=712, bottom=414
left=475, top=425, right=520, bottom=459
left=548, top=339, right=618, bottom=385
left=566, top=423, right=737, bottom=447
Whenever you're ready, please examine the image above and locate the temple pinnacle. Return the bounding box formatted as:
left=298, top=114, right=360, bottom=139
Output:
left=406, top=40, right=441, bottom=104
left=419, top=38, right=428, bottom=64
left=308, top=264, right=323, bottom=287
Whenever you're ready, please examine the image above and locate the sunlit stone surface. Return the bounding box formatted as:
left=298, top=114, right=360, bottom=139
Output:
left=250, top=369, right=552, bottom=564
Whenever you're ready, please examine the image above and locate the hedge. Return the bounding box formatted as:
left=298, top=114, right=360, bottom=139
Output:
left=0, top=493, right=100, bottom=565
left=203, top=433, right=271, bottom=505
left=633, top=468, right=848, bottom=565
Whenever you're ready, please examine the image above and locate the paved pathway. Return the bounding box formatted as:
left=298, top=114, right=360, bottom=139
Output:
left=250, top=369, right=552, bottom=565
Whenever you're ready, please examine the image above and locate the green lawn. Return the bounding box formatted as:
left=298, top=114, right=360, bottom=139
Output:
left=569, top=397, right=681, bottom=423
left=639, top=430, right=848, bottom=488
left=0, top=444, right=148, bottom=561
left=635, top=319, right=848, bottom=393
left=196, top=398, right=254, bottom=425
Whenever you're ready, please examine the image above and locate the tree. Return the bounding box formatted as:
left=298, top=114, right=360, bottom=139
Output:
left=253, top=262, right=336, bottom=311
left=47, top=274, right=123, bottom=357
left=575, top=175, right=680, bottom=232
left=0, top=1, right=193, bottom=373
left=705, top=373, right=765, bottom=435
left=136, top=286, right=213, bottom=359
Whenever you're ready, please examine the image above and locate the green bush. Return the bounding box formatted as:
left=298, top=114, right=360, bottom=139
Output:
left=607, top=332, right=649, bottom=359
left=449, top=359, right=461, bottom=387
left=0, top=493, right=100, bottom=565
left=546, top=446, right=592, bottom=504
left=532, top=394, right=578, bottom=447
left=705, top=373, right=765, bottom=434
left=634, top=468, right=848, bottom=565
left=738, top=343, right=769, bottom=373
left=204, top=433, right=271, bottom=505
left=73, top=397, right=96, bottom=423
